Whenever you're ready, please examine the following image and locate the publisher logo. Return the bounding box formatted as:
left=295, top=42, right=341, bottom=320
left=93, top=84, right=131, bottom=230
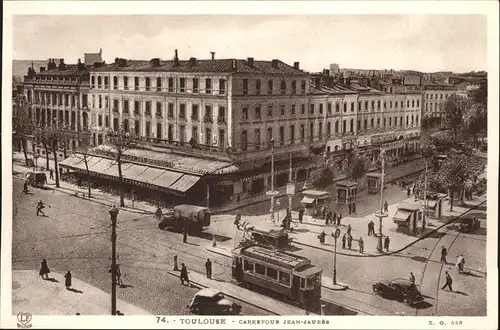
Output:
left=17, top=312, right=32, bottom=328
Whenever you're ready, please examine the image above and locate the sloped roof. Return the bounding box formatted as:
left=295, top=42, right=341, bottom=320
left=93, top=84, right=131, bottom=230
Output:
left=90, top=58, right=307, bottom=75
left=36, top=65, right=87, bottom=76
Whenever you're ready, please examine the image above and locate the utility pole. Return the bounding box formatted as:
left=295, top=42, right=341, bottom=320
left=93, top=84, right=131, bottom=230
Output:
left=269, top=138, right=276, bottom=221
left=422, top=159, right=428, bottom=231
left=376, top=149, right=388, bottom=252
left=109, top=206, right=119, bottom=316
left=288, top=153, right=293, bottom=216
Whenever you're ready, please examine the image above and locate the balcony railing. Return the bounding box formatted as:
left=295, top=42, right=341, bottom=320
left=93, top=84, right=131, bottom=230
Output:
left=217, top=117, right=226, bottom=124
left=204, top=116, right=213, bottom=123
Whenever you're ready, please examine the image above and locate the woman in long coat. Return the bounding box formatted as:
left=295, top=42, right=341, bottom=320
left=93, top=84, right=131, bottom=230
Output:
left=64, top=271, right=72, bottom=289
left=39, top=259, right=50, bottom=279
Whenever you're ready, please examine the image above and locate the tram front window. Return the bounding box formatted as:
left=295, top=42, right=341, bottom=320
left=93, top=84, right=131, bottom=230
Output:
left=306, top=277, right=314, bottom=287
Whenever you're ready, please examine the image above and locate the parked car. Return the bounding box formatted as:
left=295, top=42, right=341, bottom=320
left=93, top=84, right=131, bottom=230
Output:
left=187, top=288, right=241, bottom=315
left=26, top=171, right=47, bottom=187
left=459, top=215, right=481, bottom=233
left=372, top=278, right=424, bottom=305
left=159, top=204, right=211, bottom=232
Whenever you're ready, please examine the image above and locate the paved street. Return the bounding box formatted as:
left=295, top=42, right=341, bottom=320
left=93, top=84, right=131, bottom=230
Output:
left=11, top=176, right=271, bottom=316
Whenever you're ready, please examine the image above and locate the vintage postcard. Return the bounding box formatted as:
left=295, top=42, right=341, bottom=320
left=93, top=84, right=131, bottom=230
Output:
left=1, top=1, right=498, bottom=329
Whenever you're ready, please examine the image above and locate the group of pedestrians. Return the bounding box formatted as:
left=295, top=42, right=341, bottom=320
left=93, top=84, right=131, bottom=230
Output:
left=39, top=259, right=74, bottom=290
left=177, top=258, right=213, bottom=286
left=318, top=206, right=343, bottom=226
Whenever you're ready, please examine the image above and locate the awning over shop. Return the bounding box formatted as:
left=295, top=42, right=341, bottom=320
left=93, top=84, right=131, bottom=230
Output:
left=59, top=154, right=201, bottom=194
left=393, top=210, right=412, bottom=222
left=300, top=197, right=315, bottom=204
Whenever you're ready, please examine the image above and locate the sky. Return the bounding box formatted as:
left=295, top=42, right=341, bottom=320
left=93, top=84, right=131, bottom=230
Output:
left=12, top=15, right=487, bottom=73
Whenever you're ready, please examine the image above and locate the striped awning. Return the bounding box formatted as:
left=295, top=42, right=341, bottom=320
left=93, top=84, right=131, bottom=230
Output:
left=59, top=154, right=201, bottom=194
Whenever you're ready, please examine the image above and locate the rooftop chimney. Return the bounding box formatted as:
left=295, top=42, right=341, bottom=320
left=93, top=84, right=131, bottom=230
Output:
left=40, top=67, right=46, bottom=72
left=118, top=58, right=127, bottom=67
left=189, top=57, right=197, bottom=67
left=174, top=49, right=179, bottom=66
left=210, top=51, right=215, bottom=60
left=314, top=77, right=321, bottom=89
left=150, top=58, right=161, bottom=67
left=77, top=59, right=85, bottom=71
left=115, top=57, right=120, bottom=64
left=94, top=62, right=102, bottom=68
left=325, top=69, right=330, bottom=76
left=59, top=58, right=66, bottom=70
left=293, top=62, right=300, bottom=70
left=247, top=57, right=254, bottom=67
left=231, top=59, right=237, bottom=70
left=271, top=59, right=279, bottom=69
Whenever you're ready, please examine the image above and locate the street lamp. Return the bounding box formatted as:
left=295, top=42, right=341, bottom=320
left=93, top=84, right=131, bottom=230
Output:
left=108, top=206, right=119, bottom=315
left=33, top=151, right=39, bottom=171
left=376, top=149, right=388, bottom=252
left=266, top=138, right=278, bottom=222
left=332, top=228, right=341, bottom=285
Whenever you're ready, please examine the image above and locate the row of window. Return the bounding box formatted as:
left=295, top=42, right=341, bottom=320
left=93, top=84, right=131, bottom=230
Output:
left=425, top=93, right=451, bottom=100
left=240, top=79, right=307, bottom=96
left=243, top=260, right=292, bottom=286
left=425, top=103, right=445, bottom=112
left=104, top=98, right=227, bottom=122
left=32, top=75, right=78, bottom=82
left=31, top=91, right=88, bottom=108
left=91, top=75, right=227, bottom=95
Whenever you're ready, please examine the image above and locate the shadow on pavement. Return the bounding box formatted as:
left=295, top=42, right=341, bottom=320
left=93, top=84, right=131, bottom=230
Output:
left=119, top=284, right=134, bottom=288
left=410, top=256, right=428, bottom=263
left=44, top=277, right=59, bottom=283
left=414, top=301, right=433, bottom=309
left=67, top=288, right=83, bottom=293
left=460, top=271, right=482, bottom=278
left=452, top=290, right=468, bottom=296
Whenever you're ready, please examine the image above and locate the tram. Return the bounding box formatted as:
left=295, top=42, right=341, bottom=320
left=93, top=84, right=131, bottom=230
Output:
left=231, top=244, right=322, bottom=305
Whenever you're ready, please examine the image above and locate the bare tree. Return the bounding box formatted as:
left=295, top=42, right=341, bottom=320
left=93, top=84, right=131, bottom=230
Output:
left=73, top=130, right=93, bottom=198
left=12, top=103, right=35, bottom=166
left=44, top=126, right=66, bottom=188
left=34, top=128, right=51, bottom=171
left=106, top=127, right=142, bottom=207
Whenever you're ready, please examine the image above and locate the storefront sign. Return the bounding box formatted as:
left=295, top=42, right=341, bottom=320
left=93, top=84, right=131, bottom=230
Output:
left=286, top=183, right=295, bottom=195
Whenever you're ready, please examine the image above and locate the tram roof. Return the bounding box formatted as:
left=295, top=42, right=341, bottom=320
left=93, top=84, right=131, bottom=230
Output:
left=237, top=245, right=311, bottom=270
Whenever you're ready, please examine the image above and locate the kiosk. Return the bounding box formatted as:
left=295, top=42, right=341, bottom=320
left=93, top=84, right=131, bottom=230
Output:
left=335, top=180, right=358, bottom=214
left=366, top=173, right=383, bottom=195
left=393, top=202, right=422, bottom=236
left=300, top=190, right=330, bottom=216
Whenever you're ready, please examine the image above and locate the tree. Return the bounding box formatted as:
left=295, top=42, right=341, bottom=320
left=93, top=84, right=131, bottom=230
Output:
left=464, top=103, right=487, bottom=143
left=12, top=104, right=35, bottom=166
left=343, top=150, right=368, bottom=182
left=106, top=127, right=142, bottom=207
left=44, top=126, right=66, bottom=188
left=309, top=161, right=335, bottom=189
left=73, top=130, right=93, bottom=198
left=34, top=128, right=51, bottom=171
left=438, top=152, right=476, bottom=211
left=442, top=94, right=469, bottom=133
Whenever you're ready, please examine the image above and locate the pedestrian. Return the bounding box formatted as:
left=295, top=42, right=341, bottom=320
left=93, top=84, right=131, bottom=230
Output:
left=59, top=167, right=63, bottom=177
left=23, top=180, right=29, bottom=194
left=342, top=233, right=346, bottom=249
left=409, top=272, right=416, bottom=284
left=352, top=203, right=356, bottom=214
left=367, top=222, right=372, bottom=236
left=49, top=168, right=54, bottom=180
left=318, top=231, right=326, bottom=245
left=173, top=255, right=179, bottom=271
left=358, top=237, right=364, bottom=254
left=298, top=209, right=304, bottom=223
left=337, top=213, right=342, bottom=226
left=64, top=271, right=72, bottom=290
left=36, top=200, right=46, bottom=217
left=205, top=258, right=212, bottom=279
left=370, top=221, right=376, bottom=236
left=182, top=226, right=188, bottom=243
left=180, top=263, right=190, bottom=286
left=384, top=236, right=390, bottom=252
left=325, top=211, right=330, bottom=225
left=456, top=254, right=465, bottom=273
left=332, top=211, right=337, bottom=225
left=407, top=187, right=411, bottom=197
left=321, top=206, right=326, bottom=219
left=155, top=207, right=162, bottom=220
left=347, top=234, right=353, bottom=250
left=384, top=201, right=388, bottom=213
left=234, top=212, right=241, bottom=227
left=116, top=264, right=123, bottom=286
left=441, top=271, right=453, bottom=291
left=39, top=259, right=50, bottom=279
left=441, top=246, right=448, bottom=264
left=347, top=224, right=352, bottom=236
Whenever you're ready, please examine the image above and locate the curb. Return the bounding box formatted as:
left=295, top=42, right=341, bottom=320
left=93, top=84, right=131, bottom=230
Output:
left=322, top=283, right=349, bottom=291
left=293, top=240, right=380, bottom=258
left=205, top=246, right=232, bottom=258
left=166, top=270, right=281, bottom=315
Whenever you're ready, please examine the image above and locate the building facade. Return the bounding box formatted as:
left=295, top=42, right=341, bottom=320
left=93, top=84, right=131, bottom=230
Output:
left=422, top=83, right=456, bottom=129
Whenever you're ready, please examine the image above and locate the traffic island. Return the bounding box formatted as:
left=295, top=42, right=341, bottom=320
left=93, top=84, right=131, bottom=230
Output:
left=322, top=281, right=349, bottom=291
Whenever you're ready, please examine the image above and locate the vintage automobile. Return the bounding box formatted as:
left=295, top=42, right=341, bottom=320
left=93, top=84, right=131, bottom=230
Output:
left=187, top=288, right=241, bottom=315
left=159, top=204, right=211, bottom=232
left=26, top=171, right=47, bottom=187
left=459, top=215, right=481, bottom=233
left=372, top=278, right=424, bottom=305
left=246, top=224, right=293, bottom=249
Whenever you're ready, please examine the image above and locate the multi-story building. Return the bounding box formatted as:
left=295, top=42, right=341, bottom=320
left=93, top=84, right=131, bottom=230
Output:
left=422, top=82, right=456, bottom=129
left=23, top=58, right=92, bottom=153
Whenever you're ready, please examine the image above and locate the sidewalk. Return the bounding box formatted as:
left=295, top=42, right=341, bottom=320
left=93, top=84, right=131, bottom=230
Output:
left=12, top=270, right=151, bottom=315
left=167, top=269, right=310, bottom=315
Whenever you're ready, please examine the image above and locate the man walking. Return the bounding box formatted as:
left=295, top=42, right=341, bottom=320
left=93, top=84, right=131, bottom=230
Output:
left=384, top=236, right=390, bottom=252
left=182, top=226, right=188, bottom=243
left=337, top=213, right=342, bottom=226
left=49, top=168, right=54, bottom=180
left=384, top=201, right=389, bottom=213
left=409, top=272, right=416, bottom=284
left=180, top=263, right=190, bottom=286
left=347, top=224, right=352, bottom=236
left=347, top=234, right=353, bottom=250
left=36, top=200, right=46, bottom=217
left=441, top=271, right=453, bottom=291
left=342, top=233, right=346, bottom=249
left=155, top=207, right=162, bottom=220
left=205, top=258, right=212, bottom=279
left=441, top=246, right=448, bottom=264
left=332, top=211, right=337, bottom=225
left=358, top=237, right=364, bottom=254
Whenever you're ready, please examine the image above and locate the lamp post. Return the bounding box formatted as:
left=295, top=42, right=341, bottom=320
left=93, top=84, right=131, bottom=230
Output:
left=33, top=151, right=39, bottom=171
left=332, top=228, right=340, bottom=285
left=268, top=138, right=277, bottom=221
left=287, top=153, right=293, bottom=217
left=376, top=149, right=388, bottom=252
left=108, top=206, right=119, bottom=315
